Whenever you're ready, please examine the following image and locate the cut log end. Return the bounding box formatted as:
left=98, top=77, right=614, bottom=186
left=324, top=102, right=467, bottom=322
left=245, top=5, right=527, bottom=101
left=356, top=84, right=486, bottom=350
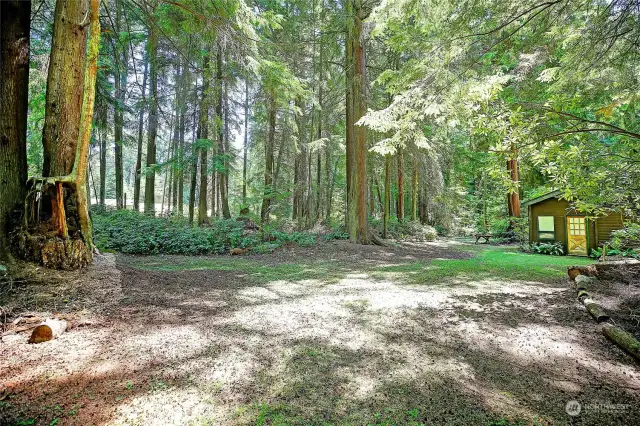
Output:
left=27, top=319, right=68, bottom=344
left=28, top=325, right=53, bottom=344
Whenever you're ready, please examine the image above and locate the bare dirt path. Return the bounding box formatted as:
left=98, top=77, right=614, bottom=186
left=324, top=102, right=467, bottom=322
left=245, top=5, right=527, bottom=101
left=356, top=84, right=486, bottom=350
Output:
left=2, top=241, right=639, bottom=425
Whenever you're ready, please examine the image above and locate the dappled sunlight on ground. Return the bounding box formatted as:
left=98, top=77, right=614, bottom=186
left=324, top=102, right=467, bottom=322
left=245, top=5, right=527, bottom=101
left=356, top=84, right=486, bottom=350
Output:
left=1, top=242, right=639, bottom=425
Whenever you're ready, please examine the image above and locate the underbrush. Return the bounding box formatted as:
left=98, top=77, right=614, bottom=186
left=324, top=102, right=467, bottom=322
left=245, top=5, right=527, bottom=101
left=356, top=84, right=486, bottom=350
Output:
left=91, top=208, right=319, bottom=255
left=370, top=218, right=438, bottom=241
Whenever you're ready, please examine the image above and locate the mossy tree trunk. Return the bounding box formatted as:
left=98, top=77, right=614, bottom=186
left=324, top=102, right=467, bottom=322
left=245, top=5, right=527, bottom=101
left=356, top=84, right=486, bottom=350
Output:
left=20, top=0, right=100, bottom=269
left=0, top=0, right=30, bottom=260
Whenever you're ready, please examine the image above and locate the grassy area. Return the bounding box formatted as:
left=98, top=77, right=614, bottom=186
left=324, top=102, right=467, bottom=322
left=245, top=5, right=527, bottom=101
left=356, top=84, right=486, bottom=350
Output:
left=125, top=244, right=593, bottom=286
left=372, top=245, right=592, bottom=284
left=126, top=256, right=352, bottom=284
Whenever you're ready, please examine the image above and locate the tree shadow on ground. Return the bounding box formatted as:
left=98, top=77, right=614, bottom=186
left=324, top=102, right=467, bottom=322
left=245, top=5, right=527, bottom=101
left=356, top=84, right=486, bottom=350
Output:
left=2, top=242, right=639, bottom=425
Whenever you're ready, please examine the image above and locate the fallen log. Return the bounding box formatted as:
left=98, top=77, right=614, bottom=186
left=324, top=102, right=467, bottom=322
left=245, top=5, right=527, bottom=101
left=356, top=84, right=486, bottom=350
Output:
left=582, top=298, right=610, bottom=323
left=568, top=265, right=598, bottom=280
left=601, top=323, right=640, bottom=364
left=28, top=319, right=68, bottom=344
left=575, top=274, right=597, bottom=288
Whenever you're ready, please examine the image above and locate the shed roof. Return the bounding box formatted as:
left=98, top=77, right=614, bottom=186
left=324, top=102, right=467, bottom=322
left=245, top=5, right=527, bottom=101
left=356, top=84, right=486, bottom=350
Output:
left=520, top=190, right=563, bottom=208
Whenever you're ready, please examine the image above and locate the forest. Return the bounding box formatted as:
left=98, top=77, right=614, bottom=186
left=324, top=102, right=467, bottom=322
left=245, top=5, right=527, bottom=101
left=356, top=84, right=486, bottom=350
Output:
left=1, top=0, right=640, bottom=425
left=1, top=0, right=639, bottom=263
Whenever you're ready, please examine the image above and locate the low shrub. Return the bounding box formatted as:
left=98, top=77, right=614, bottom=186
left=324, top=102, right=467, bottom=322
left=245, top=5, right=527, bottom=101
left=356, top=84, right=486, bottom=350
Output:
left=590, top=246, right=639, bottom=259
left=532, top=241, right=564, bottom=256
left=489, top=217, right=528, bottom=245
left=91, top=208, right=317, bottom=255
left=322, top=227, right=350, bottom=241
left=609, top=222, right=640, bottom=250
left=383, top=220, right=438, bottom=241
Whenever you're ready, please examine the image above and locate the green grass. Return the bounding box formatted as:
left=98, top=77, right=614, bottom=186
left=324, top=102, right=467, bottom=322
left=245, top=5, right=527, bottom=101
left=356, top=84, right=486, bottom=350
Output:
left=126, top=244, right=593, bottom=286
left=127, top=256, right=351, bottom=284
left=371, top=245, right=593, bottom=284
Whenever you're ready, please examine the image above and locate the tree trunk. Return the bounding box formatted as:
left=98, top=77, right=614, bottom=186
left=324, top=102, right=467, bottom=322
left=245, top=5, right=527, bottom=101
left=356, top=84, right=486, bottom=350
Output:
left=412, top=154, right=418, bottom=221
left=217, top=49, right=231, bottom=219
left=0, top=0, right=30, bottom=259
left=197, top=54, right=211, bottom=225
left=383, top=154, right=390, bottom=239
left=171, top=61, right=181, bottom=212
left=114, top=0, right=127, bottom=209
left=42, top=0, right=89, bottom=177
left=144, top=17, right=159, bottom=215
left=352, top=0, right=369, bottom=244
left=243, top=77, right=249, bottom=204
left=397, top=146, right=404, bottom=222
left=98, top=104, right=107, bottom=206
left=324, top=140, right=331, bottom=224
left=188, top=81, right=198, bottom=224
left=20, top=0, right=100, bottom=269
left=134, top=51, right=148, bottom=212
left=345, top=0, right=356, bottom=236
left=507, top=145, right=521, bottom=218
left=261, top=92, right=276, bottom=224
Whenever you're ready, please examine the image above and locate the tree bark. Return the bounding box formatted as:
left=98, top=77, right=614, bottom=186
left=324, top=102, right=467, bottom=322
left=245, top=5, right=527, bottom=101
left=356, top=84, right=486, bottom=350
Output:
left=397, top=146, right=404, bottom=222
left=42, top=0, right=89, bottom=177
left=345, top=0, right=356, bottom=236
left=197, top=54, right=210, bottom=225
left=217, top=48, right=231, bottom=219
left=261, top=92, right=276, bottom=224
left=383, top=154, right=390, bottom=239
left=0, top=0, right=30, bottom=259
left=98, top=103, right=107, bottom=206
left=134, top=51, right=148, bottom=211
left=188, top=80, right=198, bottom=224
left=243, top=77, right=249, bottom=204
left=601, top=323, right=640, bottom=364
left=352, top=0, right=369, bottom=244
left=144, top=16, right=159, bottom=215
left=171, top=60, right=182, bottom=213
left=21, top=0, right=100, bottom=269
left=507, top=145, right=521, bottom=218
left=178, top=50, right=189, bottom=215
left=114, top=0, right=128, bottom=209
left=412, top=154, right=418, bottom=221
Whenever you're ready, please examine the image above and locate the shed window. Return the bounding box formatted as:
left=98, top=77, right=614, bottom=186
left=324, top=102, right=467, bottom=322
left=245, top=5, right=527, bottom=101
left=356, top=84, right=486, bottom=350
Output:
left=538, top=216, right=555, bottom=240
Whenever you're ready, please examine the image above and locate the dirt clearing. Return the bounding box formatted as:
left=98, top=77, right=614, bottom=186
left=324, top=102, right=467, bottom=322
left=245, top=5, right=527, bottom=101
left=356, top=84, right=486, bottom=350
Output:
left=1, top=241, right=639, bottom=425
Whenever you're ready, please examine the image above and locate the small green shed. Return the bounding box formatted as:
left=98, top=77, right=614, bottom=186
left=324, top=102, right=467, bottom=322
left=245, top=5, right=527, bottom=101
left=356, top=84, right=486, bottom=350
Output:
left=522, top=190, right=625, bottom=256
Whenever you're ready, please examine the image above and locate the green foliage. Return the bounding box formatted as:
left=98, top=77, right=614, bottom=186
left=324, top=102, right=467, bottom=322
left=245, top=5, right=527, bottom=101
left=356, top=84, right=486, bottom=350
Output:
left=609, top=223, right=640, bottom=250
left=532, top=241, right=564, bottom=256
left=92, top=208, right=320, bottom=255
left=372, top=219, right=438, bottom=241
left=490, top=217, right=528, bottom=245
left=590, top=247, right=639, bottom=260
left=92, top=208, right=242, bottom=255
left=323, top=227, right=350, bottom=241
